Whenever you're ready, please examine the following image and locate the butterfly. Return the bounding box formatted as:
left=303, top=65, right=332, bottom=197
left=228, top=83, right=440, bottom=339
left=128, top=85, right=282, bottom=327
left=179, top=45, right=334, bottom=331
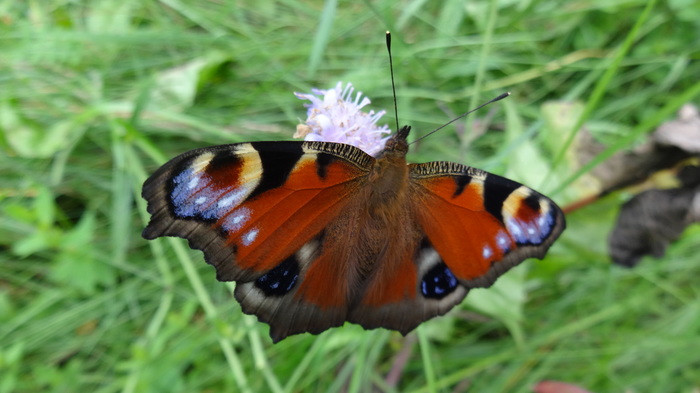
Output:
left=142, top=117, right=566, bottom=342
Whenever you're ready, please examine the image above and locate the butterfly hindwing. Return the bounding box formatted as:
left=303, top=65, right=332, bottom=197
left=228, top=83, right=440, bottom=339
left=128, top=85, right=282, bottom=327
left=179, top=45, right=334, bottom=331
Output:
left=347, top=236, right=469, bottom=335
left=232, top=232, right=355, bottom=342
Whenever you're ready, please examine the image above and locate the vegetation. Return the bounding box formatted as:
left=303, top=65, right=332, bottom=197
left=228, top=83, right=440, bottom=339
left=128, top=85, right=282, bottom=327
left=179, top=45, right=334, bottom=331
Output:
left=1, top=1, right=699, bottom=392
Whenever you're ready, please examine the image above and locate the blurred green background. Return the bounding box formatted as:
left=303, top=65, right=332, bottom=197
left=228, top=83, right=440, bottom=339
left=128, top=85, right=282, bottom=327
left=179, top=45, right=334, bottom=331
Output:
left=2, top=1, right=699, bottom=392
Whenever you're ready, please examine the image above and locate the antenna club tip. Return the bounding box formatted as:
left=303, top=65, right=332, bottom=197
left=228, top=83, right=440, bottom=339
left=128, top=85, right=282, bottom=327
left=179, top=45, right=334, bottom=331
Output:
left=386, top=30, right=390, bottom=35
left=491, top=91, right=510, bottom=102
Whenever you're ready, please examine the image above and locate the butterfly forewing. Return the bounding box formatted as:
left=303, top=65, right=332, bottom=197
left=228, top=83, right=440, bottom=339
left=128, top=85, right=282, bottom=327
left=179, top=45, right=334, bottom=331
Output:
left=142, top=141, right=372, bottom=282
left=409, top=161, right=565, bottom=288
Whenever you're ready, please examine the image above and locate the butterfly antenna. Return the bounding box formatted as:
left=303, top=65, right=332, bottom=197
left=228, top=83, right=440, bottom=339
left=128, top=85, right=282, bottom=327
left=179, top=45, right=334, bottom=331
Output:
left=386, top=31, right=400, bottom=134
left=411, top=91, right=511, bottom=145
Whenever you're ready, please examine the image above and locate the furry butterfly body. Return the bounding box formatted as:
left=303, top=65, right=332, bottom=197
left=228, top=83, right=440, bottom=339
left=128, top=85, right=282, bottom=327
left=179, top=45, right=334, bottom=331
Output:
left=142, top=125, right=565, bottom=342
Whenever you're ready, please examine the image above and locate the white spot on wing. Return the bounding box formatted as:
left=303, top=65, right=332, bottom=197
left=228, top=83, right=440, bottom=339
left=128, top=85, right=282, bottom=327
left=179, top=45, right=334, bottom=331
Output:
left=416, top=244, right=443, bottom=277
left=297, top=241, right=319, bottom=262
left=496, top=231, right=511, bottom=252
left=482, top=245, right=493, bottom=259
left=188, top=176, right=200, bottom=190
left=222, top=207, right=251, bottom=233
left=218, top=188, right=247, bottom=208
left=421, top=247, right=441, bottom=265
left=508, top=220, right=523, bottom=238
left=195, top=196, right=207, bottom=205
left=242, top=227, right=259, bottom=246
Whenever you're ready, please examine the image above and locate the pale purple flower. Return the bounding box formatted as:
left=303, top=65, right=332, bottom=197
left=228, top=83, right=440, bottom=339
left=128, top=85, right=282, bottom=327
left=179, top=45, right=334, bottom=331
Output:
left=295, top=82, right=391, bottom=156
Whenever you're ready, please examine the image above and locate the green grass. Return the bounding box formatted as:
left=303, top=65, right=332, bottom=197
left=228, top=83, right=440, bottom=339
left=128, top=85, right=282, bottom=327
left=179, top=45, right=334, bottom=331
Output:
left=2, top=1, right=700, bottom=392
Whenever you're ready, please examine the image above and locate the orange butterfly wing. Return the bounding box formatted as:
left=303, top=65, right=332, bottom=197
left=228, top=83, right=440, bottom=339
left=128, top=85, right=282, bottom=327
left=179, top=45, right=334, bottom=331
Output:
left=409, top=161, right=565, bottom=288
left=143, top=141, right=379, bottom=341
left=346, top=161, right=565, bottom=335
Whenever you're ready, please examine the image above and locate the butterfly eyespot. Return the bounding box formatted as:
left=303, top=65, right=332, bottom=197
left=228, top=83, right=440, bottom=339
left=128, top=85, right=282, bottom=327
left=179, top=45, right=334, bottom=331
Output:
left=255, top=255, right=300, bottom=296
left=506, top=206, right=557, bottom=246
left=421, top=263, right=459, bottom=299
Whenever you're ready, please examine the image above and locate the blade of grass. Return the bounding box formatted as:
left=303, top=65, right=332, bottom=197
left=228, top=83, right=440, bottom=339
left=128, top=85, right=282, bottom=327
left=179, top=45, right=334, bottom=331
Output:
left=308, top=0, right=338, bottom=76
left=417, top=326, right=437, bottom=393
left=169, top=239, right=253, bottom=393
left=462, top=0, right=499, bottom=158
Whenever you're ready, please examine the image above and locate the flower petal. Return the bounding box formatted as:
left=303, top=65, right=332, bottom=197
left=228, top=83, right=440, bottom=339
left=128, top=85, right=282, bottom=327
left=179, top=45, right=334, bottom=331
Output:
left=295, top=82, right=391, bottom=156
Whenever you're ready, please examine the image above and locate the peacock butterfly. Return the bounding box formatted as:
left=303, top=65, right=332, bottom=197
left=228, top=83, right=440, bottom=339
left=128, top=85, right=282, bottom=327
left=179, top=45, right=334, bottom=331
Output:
left=141, top=37, right=566, bottom=343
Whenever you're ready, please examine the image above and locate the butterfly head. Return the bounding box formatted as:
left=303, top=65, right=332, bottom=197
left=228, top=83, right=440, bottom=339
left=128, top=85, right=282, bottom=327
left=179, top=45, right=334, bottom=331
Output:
left=380, top=125, right=411, bottom=158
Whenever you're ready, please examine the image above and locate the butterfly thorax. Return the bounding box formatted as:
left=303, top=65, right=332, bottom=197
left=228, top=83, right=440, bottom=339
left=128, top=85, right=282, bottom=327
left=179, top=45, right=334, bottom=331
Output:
left=368, top=127, right=411, bottom=205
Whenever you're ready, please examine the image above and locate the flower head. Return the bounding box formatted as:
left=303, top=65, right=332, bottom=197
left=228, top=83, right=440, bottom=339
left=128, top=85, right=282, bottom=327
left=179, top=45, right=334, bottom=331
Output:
left=295, top=82, right=391, bottom=156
